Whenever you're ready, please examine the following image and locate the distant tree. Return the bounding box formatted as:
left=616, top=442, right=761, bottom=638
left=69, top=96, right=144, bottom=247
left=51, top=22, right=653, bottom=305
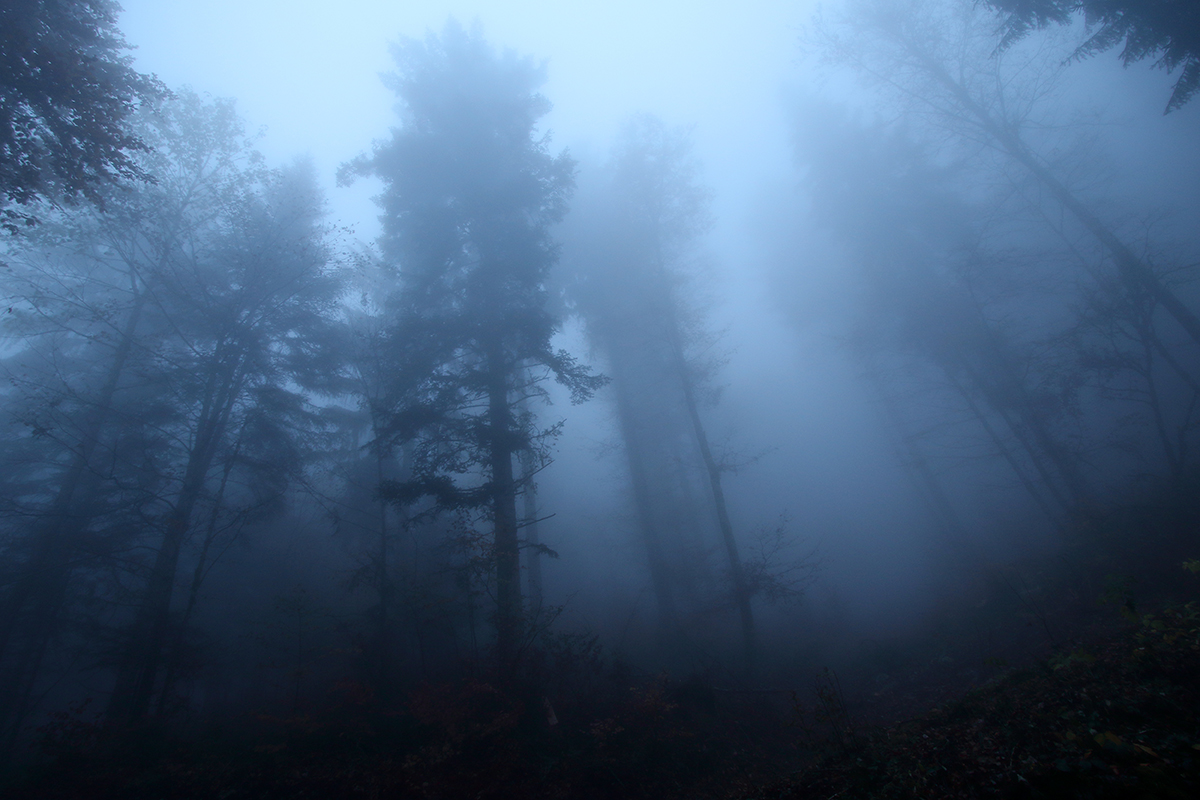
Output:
left=565, top=116, right=759, bottom=671
left=0, top=219, right=162, bottom=745
left=792, top=101, right=1094, bottom=532
left=985, top=0, right=1200, bottom=111
left=810, top=0, right=1200, bottom=349
left=107, top=151, right=344, bottom=723
left=1070, top=264, right=1200, bottom=481
left=323, top=261, right=415, bottom=695
left=341, top=22, right=603, bottom=673
left=0, top=89, right=345, bottom=728
left=0, top=0, right=163, bottom=231
left=0, top=91, right=259, bottom=739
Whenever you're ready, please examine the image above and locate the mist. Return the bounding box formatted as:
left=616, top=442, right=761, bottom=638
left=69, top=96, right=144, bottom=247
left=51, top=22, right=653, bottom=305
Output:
left=2, top=1, right=1199, bottom=796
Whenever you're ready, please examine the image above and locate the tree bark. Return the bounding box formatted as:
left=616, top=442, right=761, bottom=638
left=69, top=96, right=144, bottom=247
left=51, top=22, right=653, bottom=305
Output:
left=486, top=346, right=521, bottom=674
left=0, top=287, right=148, bottom=745
left=107, top=351, right=243, bottom=722
left=607, top=351, right=680, bottom=641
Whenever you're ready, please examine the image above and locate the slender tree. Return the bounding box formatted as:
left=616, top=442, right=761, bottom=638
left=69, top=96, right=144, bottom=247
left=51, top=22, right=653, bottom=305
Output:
left=565, top=116, right=756, bottom=669
left=106, top=115, right=344, bottom=722
left=789, top=100, right=1093, bottom=528
left=0, top=92, right=281, bottom=737
left=812, top=0, right=1200, bottom=348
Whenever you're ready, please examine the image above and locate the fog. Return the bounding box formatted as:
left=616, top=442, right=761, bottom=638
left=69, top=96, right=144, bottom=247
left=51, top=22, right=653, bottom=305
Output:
left=117, top=0, right=809, bottom=239
left=2, top=0, right=1199, bottom=792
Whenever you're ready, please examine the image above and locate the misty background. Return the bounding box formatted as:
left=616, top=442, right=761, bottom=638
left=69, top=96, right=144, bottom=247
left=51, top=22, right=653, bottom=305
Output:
left=116, top=0, right=937, bottom=623
left=2, top=0, right=1199, bottom=767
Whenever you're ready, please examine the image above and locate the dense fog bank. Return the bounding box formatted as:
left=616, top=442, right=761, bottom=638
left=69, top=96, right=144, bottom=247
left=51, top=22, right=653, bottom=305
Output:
left=1, top=0, right=1198, bottom=761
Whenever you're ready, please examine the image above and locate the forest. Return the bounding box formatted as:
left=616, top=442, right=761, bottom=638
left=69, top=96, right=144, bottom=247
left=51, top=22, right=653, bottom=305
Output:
left=1, top=1, right=1198, bottom=797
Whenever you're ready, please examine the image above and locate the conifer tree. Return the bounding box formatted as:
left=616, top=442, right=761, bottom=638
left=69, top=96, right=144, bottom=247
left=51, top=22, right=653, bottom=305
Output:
left=342, top=23, right=603, bottom=671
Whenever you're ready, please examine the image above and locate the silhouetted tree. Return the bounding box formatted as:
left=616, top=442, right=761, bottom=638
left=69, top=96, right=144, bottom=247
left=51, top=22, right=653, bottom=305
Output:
left=789, top=102, right=1091, bottom=531
left=0, top=0, right=163, bottom=232
left=106, top=149, right=343, bottom=723
left=341, top=22, right=603, bottom=673
left=811, top=0, right=1200, bottom=360
left=986, top=0, right=1200, bottom=110
left=565, top=116, right=757, bottom=671
left=0, top=92, right=286, bottom=738
left=1070, top=269, right=1200, bottom=481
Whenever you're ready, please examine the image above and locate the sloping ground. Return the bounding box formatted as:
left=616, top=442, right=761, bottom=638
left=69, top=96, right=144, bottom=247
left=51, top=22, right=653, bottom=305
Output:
left=738, top=603, right=1200, bottom=800
left=6, top=596, right=1197, bottom=798
left=7, top=672, right=801, bottom=799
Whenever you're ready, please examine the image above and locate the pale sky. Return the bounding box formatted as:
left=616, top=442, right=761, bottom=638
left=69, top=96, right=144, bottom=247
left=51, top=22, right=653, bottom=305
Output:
left=118, top=0, right=817, bottom=240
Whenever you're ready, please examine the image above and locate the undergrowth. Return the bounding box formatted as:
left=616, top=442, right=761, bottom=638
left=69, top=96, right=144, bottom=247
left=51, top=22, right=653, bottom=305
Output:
left=741, top=587, right=1200, bottom=799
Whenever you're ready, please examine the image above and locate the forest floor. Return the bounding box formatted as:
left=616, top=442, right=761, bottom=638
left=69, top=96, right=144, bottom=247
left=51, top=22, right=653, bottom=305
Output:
left=5, top=570, right=1200, bottom=799
left=735, top=600, right=1200, bottom=800
left=6, top=600, right=1198, bottom=799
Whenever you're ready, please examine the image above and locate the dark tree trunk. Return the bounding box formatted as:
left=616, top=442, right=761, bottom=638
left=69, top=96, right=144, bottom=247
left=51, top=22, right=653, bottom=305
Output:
left=156, top=431, right=244, bottom=715
left=865, top=368, right=979, bottom=565
left=375, top=439, right=394, bottom=696
left=943, top=366, right=1069, bottom=532
left=666, top=324, right=756, bottom=674
left=917, top=51, right=1200, bottom=347
left=107, top=353, right=242, bottom=723
left=608, top=352, right=679, bottom=641
left=486, top=347, right=521, bottom=674
left=519, top=446, right=544, bottom=611
left=0, top=288, right=147, bottom=746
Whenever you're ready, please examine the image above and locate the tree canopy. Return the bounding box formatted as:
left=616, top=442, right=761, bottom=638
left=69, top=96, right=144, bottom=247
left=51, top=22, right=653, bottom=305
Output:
left=342, top=22, right=603, bottom=669
left=986, top=0, right=1200, bottom=110
left=0, top=0, right=162, bottom=231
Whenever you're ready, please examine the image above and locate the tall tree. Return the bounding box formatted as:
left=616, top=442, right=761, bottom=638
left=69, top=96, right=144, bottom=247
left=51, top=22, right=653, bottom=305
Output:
left=0, top=0, right=163, bottom=232
left=341, top=22, right=603, bottom=672
left=0, top=91, right=266, bottom=738
left=811, top=0, right=1200, bottom=349
left=565, top=116, right=756, bottom=670
left=326, top=263, right=413, bottom=695
left=107, top=151, right=343, bottom=723
left=788, top=101, right=1091, bottom=532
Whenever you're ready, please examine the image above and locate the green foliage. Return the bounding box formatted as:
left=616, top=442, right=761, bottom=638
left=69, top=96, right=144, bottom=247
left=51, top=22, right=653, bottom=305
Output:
left=1099, top=573, right=1139, bottom=620
left=0, top=0, right=165, bottom=231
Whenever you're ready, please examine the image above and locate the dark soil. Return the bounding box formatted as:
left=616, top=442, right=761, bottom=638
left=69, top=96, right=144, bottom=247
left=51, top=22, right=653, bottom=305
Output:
left=738, top=602, right=1200, bottom=799
left=6, top=595, right=1198, bottom=799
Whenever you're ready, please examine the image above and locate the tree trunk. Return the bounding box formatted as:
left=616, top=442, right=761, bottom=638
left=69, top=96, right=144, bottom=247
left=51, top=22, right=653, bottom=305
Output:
left=666, top=329, right=756, bottom=674
left=959, top=356, right=1087, bottom=509
left=486, top=347, right=521, bottom=674
left=864, top=367, right=979, bottom=564
left=375, top=440, right=393, bottom=696
left=0, top=288, right=148, bottom=746
left=917, top=50, right=1200, bottom=347
left=519, top=446, right=544, bottom=610
left=107, top=354, right=243, bottom=722
left=943, top=365, right=1069, bottom=532
left=156, top=430, right=245, bottom=715
left=607, top=351, right=680, bottom=641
